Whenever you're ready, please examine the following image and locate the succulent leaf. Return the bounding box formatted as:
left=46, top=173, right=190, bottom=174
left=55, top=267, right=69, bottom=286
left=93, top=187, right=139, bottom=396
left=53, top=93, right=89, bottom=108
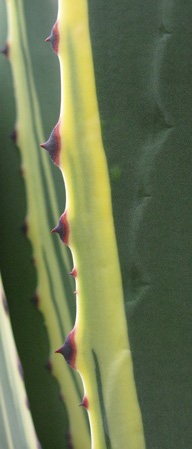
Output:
left=0, top=278, right=42, bottom=449
left=48, top=2, right=146, bottom=448
left=2, top=0, right=90, bottom=448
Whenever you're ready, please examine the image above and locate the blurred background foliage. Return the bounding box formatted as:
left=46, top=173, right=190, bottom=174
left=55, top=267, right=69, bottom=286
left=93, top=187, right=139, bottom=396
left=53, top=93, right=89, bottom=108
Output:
left=1, top=0, right=192, bottom=448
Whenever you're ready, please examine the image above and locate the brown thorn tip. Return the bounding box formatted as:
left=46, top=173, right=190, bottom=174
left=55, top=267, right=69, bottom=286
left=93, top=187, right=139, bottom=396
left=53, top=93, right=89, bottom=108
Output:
left=51, top=226, right=58, bottom=234
left=55, top=346, right=62, bottom=354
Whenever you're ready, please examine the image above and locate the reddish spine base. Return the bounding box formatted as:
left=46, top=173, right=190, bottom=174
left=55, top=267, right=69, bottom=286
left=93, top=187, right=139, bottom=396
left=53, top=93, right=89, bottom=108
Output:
left=45, top=21, right=59, bottom=55
left=55, top=328, right=76, bottom=370
left=79, top=396, right=89, bottom=410
left=69, top=268, right=77, bottom=278
left=51, top=211, right=69, bottom=244
left=40, top=122, right=61, bottom=167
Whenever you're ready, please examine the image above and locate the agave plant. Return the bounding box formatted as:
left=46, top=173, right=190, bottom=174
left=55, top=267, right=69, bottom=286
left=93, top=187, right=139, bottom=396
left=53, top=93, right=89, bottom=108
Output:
left=1, top=1, right=192, bottom=449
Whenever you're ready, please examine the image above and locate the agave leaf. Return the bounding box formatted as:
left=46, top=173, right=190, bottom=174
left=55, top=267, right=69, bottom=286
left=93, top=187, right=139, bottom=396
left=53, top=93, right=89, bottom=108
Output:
left=47, top=1, right=192, bottom=448
left=0, top=277, right=42, bottom=449
left=46, top=2, right=145, bottom=449
left=0, top=0, right=90, bottom=448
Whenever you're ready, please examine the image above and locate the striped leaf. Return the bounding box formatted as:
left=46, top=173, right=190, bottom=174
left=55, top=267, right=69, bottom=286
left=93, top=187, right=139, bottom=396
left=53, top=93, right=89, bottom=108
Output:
left=0, top=277, right=42, bottom=449
left=46, top=2, right=145, bottom=449
left=1, top=0, right=90, bottom=448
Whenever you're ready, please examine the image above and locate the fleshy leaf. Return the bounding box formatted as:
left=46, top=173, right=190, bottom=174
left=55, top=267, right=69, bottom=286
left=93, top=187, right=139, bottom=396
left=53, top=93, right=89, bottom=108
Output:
left=0, top=277, right=42, bottom=449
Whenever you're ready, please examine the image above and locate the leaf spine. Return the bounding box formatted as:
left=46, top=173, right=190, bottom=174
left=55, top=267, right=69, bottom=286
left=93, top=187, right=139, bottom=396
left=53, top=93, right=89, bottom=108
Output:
left=55, top=328, right=76, bottom=369
left=25, top=397, right=30, bottom=410
left=66, top=431, right=73, bottom=449
left=31, top=256, right=36, bottom=266
left=45, top=21, right=59, bottom=54
left=21, top=219, right=28, bottom=236
left=79, top=396, right=89, bottom=410
left=59, top=391, right=65, bottom=402
left=69, top=268, right=77, bottom=278
left=31, top=291, right=40, bottom=308
left=19, top=165, right=25, bottom=177
left=10, top=128, right=17, bottom=144
left=0, top=42, right=9, bottom=58
left=51, top=211, right=69, bottom=244
left=17, top=358, right=24, bottom=379
left=40, top=122, right=61, bottom=167
left=45, top=359, right=52, bottom=373
left=2, top=293, right=9, bottom=315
